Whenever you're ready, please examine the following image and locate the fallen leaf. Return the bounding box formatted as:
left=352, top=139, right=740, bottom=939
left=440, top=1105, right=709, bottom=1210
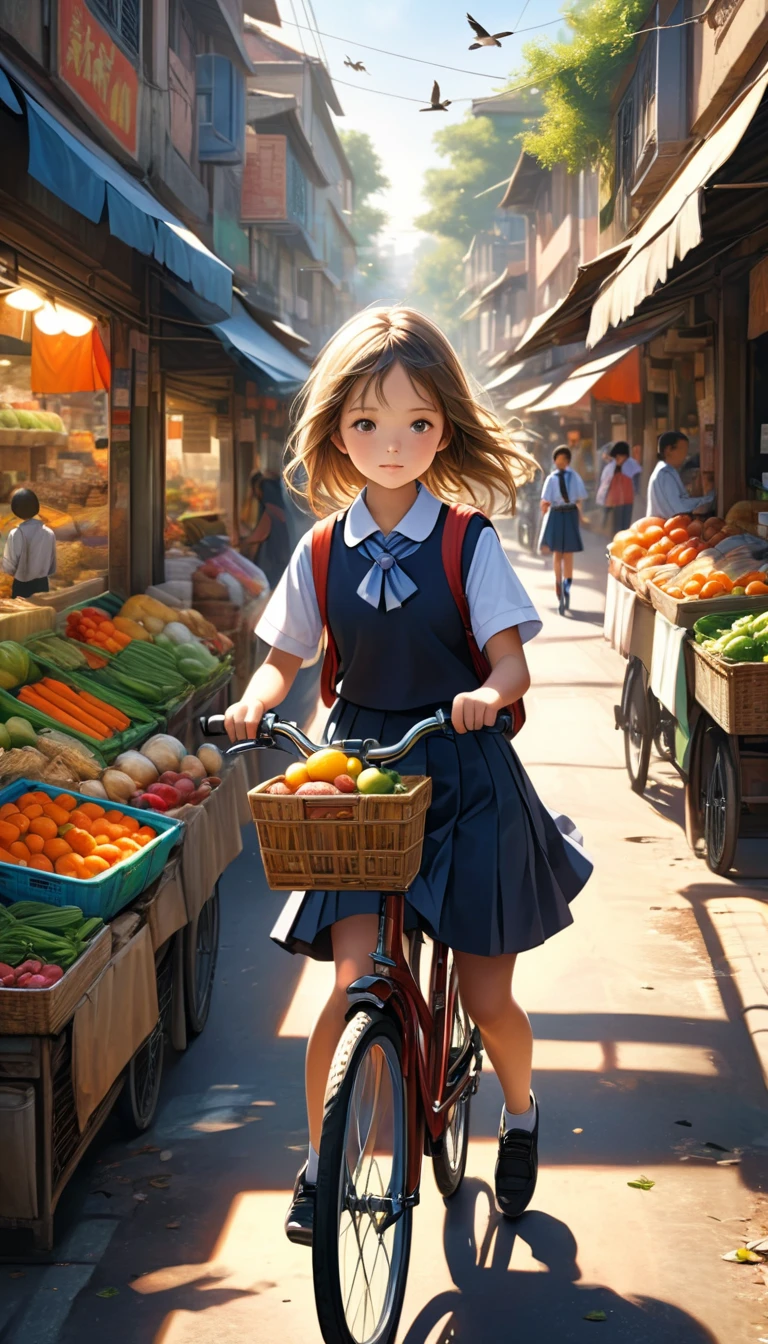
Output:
left=722, top=1248, right=761, bottom=1263
left=159, top=1150, right=172, bottom=1162
left=96, top=1287, right=120, bottom=1298
left=640, top=984, right=654, bottom=990
left=675, top=1120, right=692, bottom=1127
left=573, top=1128, right=583, bottom=1134
left=584, top=1310, right=607, bottom=1322
left=133, top=1193, right=148, bottom=1203
left=746, top=1238, right=768, bottom=1252
left=705, top=1142, right=730, bottom=1152
left=717, top=1158, right=741, bottom=1166
left=166, top=1221, right=181, bottom=1230
left=149, top=1176, right=170, bottom=1189
left=627, top=1176, right=655, bottom=1190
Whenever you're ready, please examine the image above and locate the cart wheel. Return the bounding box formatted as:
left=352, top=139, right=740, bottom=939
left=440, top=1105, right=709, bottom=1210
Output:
left=685, top=714, right=706, bottom=852
left=184, top=883, right=221, bottom=1036
left=119, top=1019, right=164, bottom=1134
left=650, top=693, right=676, bottom=762
left=623, top=659, right=652, bottom=794
left=118, top=943, right=174, bottom=1134
left=703, top=726, right=741, bottom=876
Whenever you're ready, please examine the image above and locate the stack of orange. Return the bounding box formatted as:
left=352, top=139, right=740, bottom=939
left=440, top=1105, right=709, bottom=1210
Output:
left=0, top=792, right=157, bottom=878
left=662, top=568, right=768, bottom=601
left=65, top=607, right=133, bottom=656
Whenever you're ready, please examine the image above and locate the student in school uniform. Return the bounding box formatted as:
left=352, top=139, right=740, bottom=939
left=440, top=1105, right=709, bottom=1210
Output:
left=539, top=445, right=587, bottom=615
left=2, top=488, right=56, bottom=598
left=225, top=307, right=592, bottom=1246
left=596, top=441, right=636, bottom=536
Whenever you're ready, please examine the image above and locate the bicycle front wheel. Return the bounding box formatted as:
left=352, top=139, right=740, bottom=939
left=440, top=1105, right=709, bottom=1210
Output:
left=313, top=1010, right=412, bottom=1344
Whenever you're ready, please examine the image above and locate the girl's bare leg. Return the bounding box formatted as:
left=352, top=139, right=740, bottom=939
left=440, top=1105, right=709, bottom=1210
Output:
left=552, top=551, right=563, bottom=592
left=563, top=552, right=574, bottom=580
left=305, top=913, right=379, bottom=1149
left=454, top=950, right=533, bottom=1114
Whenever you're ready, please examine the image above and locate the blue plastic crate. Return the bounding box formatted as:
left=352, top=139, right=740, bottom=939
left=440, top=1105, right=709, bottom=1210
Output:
left=0, top=781, right=184, bottom=919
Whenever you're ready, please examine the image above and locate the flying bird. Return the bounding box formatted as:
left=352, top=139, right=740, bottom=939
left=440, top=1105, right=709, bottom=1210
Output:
left=421, top=80, right=452, bottom=111
left=467, top=13, right=514, bottom=48
left=344, top=56, right=368, bottom=72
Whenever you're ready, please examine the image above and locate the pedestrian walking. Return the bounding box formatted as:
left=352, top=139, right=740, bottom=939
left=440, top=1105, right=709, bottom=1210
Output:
left=596, top=441, right=636, bottom=536
left=539, top=445, right=587, bottom=614
left=647, top=430, right=715, bottom=519
left=1, top=488, right=56, bottom=598
left=225, top=306, right=592, bottom=1245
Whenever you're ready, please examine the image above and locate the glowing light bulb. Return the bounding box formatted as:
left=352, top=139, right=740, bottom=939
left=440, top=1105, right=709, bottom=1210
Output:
left=58, top=306, right=94, bottom=338
left=34, top=303, right=64, bottom=336
left=5, top=287, right=45, bottom=312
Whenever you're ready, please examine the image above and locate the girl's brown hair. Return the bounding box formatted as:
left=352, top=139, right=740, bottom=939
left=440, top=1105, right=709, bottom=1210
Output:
left=285, top=306, right=537, bottom=517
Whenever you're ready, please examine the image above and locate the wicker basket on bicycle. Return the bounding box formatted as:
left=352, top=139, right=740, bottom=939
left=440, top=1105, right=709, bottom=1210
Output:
left=248, top=775, right=432, bottom=891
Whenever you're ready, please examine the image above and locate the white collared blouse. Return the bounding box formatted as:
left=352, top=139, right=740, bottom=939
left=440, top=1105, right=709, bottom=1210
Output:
left=256, top=486, right=541, bottom=662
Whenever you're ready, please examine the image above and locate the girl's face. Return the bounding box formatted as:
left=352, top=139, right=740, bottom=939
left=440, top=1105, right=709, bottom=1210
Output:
left=553, top=454, right=570, bottom=471
left=332, top=361, right=449, bottom=490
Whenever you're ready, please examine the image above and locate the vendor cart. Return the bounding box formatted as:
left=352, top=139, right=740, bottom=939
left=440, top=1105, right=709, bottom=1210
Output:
left=0, top=761, right=243, bottom=1251
left=607, top=562, right=768, bottom=876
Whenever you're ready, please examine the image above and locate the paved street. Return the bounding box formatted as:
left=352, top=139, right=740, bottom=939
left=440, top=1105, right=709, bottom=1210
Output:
left=3, top=526, right=768, bottom=1344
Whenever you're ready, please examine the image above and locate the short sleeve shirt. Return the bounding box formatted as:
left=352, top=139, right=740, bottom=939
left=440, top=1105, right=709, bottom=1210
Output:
left=541, top=468, right=588, bottom=507
left=256, top=487, right=542, bottom=661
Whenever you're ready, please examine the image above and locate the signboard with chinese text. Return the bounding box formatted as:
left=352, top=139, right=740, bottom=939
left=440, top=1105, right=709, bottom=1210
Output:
left=57, top=0, right=139, bottom=157
left=241, top=131, right=287, bottom=222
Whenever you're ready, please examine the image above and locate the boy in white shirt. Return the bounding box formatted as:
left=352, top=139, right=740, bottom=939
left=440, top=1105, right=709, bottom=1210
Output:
left=2, top=489, right=56, bottom=599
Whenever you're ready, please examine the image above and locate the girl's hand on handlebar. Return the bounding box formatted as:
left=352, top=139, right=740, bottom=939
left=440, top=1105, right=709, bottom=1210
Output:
left=224, top=694, right=265, bottom=743
left=451, top=687, right=503, bottom=735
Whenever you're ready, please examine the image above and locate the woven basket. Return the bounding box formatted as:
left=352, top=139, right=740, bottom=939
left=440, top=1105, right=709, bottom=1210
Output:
left=0, top=926, right=111, bottom=1036
left=249, top=775, right=432, bottom=891
left=650, top=584, right=768, bottom=629
left=692, top=644, right=768, bottom=735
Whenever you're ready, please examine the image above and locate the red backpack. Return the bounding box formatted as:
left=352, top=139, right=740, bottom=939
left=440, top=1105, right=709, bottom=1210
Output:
left=309, top=503, right=526, bottom=739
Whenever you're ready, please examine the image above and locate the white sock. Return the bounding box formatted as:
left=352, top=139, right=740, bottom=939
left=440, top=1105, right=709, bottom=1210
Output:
left=306, top=1143, right=320, bottom=1186
left=503, top=1098, right=536, bottom=1134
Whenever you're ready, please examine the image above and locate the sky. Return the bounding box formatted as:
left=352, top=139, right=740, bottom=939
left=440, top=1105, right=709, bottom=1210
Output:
left=270, top=0, right=564, bottom=253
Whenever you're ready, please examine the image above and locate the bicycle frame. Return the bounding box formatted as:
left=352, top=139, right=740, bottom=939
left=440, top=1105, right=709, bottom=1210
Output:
left=344, top=889, right=481, bottom=1203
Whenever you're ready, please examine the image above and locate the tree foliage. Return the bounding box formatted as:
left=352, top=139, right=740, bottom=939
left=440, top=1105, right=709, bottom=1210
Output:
left=414, top=112, right=531, bottom=245
left=409, top=238, right=465, bottom=341
left=518, top=0, right=648, bottom=172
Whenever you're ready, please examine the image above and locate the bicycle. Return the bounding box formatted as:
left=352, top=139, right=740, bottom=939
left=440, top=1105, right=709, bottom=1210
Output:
left=203, top=708, right=504, bottom=1344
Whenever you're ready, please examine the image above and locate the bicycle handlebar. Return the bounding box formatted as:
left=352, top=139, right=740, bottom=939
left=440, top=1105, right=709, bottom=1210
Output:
left=200, top=707, right=511, bottom=766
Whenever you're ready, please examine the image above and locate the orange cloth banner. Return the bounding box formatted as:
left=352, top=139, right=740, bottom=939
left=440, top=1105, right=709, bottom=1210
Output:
left=591, top=347, right=641, bottom=404
left=31, top=327, right=111, bottom=394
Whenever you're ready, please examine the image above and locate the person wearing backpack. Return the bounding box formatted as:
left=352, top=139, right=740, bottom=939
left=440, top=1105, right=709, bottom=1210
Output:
left=224, top=307, right=592, bottom=1244
left=596, top=441, right=636, bottom=536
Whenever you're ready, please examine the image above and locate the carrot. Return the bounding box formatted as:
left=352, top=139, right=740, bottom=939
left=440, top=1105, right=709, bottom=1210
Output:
left=77, top=690, right=129, bottom=730
left=42, top=679, right=127, bottom=731
left=29, top=685, right=111, bottom=739
left=18, top=687, right=108, bottom=741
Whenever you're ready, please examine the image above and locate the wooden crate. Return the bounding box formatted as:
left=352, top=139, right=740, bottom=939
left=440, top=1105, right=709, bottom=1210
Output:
left=0, top=927, right=112, bottom=1036
left=649, top=584, right=768, bottom=629
left=692, top=644, right=768, bottom=735
left=249, top=776, right=432, bottom=891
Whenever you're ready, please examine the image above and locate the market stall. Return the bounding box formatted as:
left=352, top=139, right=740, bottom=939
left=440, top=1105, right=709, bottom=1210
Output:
left=0, top=585, right=245, bottom=1250
left=606, top=508, right=768, bottom=873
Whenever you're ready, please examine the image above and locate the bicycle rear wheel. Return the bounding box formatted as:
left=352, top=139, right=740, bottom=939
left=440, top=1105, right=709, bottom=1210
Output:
left=431, top=953, right=474, bottom=1198
left=313, top=1010, right=411, bottom=1344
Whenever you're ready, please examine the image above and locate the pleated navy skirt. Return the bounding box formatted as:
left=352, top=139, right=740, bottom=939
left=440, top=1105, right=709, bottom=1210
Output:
left=539, top=507, right=583, bottom=553
left=270, top=701, right=592, bottom=962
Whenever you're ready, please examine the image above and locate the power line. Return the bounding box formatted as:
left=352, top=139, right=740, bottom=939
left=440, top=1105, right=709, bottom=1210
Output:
left=332, top=76, right=474, bottom=104
left=303, top=0, right=329, bottom=67
left=298, top=0, right=325, bottom=65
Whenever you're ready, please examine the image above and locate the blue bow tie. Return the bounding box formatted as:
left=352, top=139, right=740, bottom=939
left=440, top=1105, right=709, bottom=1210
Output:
left=356, top=531, right=420, bottom=611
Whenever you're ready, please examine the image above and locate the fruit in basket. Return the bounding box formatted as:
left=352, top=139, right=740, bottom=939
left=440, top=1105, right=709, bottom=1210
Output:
left=357, top=768, right=395, bottom=795
left=334, top=775, right=358, bottom=793
left=746, top=580, right=768, bottom=595
left=285, top=762, right=310, bottom=790
left=306, top=748, right=352, bottom=784
left=345, top=757, right=363, bottom=779
left=296, top=781, right=342, bottom=795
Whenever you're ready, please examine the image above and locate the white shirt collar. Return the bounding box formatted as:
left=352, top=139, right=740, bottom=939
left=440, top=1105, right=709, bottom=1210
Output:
left=344, top=485, right=443, bottom=547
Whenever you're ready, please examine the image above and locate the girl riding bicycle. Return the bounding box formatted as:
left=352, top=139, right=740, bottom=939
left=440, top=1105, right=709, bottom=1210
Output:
left=225, top=306, right=592, bottom=1243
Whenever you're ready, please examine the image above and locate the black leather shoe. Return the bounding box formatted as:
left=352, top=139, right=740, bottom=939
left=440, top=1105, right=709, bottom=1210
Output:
left=495, top=1094, right=539, bottom=1218
left=285, top=1163, right=315, bottom=1246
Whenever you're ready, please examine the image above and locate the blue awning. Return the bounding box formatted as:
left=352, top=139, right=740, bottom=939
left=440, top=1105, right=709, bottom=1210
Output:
left=213, top=299, right=310, bottom=389
left=0, top=56, right=232, bottom=318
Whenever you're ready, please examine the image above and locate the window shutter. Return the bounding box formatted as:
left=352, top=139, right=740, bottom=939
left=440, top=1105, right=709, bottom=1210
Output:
left=196, top=54, right=244, bottom=164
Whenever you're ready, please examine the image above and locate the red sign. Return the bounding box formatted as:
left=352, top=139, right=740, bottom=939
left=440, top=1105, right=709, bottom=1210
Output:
left=58, top=0, right=139, bottom=156
left=241, top=131, right=287, bottom=223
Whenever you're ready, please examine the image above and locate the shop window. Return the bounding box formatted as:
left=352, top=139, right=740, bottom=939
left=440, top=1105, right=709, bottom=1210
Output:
left=164, top=385, right=234, bottom=551
left=196, top=55, right=244, bottom=164
left=88, top=0, right=140, bottom=58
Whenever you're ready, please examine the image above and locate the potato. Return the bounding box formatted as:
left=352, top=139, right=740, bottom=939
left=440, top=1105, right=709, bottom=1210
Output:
left=296, top=781, right=342, bottom=795
left=267, top=781, right=293, bottom=795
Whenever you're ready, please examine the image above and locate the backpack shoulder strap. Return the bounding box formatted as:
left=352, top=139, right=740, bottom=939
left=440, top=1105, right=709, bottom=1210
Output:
left=441, top=503, right=526, bottom=741
left=310, top=511, right=344, bottom=708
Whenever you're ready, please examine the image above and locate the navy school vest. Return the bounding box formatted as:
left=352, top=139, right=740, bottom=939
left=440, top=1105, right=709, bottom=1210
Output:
left=325, top=505, right=490, bottom=712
